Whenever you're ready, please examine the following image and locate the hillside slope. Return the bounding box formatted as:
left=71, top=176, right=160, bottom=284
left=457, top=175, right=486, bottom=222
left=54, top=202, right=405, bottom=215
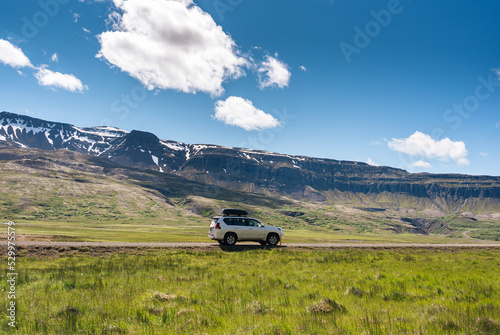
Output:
left=1, top=111, right=499, bottom=213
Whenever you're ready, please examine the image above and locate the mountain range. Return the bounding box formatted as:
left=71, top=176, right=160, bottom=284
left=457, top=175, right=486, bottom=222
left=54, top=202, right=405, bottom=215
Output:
left=1, top=111, right=499, bottom=213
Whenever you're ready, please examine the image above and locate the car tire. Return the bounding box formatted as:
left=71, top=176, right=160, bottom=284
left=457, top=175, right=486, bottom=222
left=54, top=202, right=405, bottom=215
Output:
left=259, top=241, right=267, bottom=245
left=218, top=240, right=226, bottom=245
left=267, top=233, right=280, bottom=246
left=224, top=233, right=237, bottom=246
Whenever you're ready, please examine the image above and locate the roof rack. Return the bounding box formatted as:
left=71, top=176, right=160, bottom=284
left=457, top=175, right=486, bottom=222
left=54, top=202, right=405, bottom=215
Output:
left=220, top=208, right=249, bottom=217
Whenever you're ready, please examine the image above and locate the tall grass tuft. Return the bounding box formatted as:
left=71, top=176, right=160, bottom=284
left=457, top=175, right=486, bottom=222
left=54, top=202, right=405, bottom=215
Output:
left=1, top=248, right=499, bottom=334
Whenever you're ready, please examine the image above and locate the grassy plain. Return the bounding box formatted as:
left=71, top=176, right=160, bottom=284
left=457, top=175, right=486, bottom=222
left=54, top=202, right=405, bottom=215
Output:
left=1, top=248, right=500, bottom=334
left=8, top=219, right=483, bottom=244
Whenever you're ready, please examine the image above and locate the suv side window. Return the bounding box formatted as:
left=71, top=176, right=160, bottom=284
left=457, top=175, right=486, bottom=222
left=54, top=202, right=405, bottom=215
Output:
left=223, top=218, right=234, bottom=225
left=223, top=218, right=245, bottom=226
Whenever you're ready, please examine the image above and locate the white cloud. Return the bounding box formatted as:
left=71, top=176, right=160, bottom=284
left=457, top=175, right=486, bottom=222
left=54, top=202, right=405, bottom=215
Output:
left=388, top=131, right=470, bottom=166
left=35, top=67, right=88, bottom=93
left=367, top=158, right=380, bottom=166
left=257, top=55, right=291, bottom=89
left=73, top=13, right=80, bottom=23
left=0, top=40, right=87, bottom=93
left=213, top=96, right=282, bottom=131
left=97, top=0, right=248, bottom=96
left=411, top=160, right=432, bottom=168
left=456, top=158, right=470, bottom=166
left=82, top=27, right=91, bottom=33
left=479, top=152, right=488, bottom=157
left=299, top=65, right=307, bottom=71
left=0, top=39, right=33, bottom=68
left=496, top=122, right=500, bottom=128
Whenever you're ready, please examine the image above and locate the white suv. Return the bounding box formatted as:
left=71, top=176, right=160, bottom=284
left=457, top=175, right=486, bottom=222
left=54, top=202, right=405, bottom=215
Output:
left=208, top=209, right=284, bottom=246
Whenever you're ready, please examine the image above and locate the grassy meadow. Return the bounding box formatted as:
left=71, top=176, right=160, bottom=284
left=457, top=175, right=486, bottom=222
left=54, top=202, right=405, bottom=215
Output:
left=2, top=248, right=500, bottom=334
left=9, top=219, right=486, bottom=244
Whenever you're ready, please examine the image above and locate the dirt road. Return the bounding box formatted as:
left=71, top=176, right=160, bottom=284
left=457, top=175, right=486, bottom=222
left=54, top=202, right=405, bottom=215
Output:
left=8, top=241, right=500, bottom=249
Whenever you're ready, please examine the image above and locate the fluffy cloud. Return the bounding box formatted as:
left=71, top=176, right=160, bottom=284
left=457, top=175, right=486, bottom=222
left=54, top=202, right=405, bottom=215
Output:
left=0, top=39, right=86, bottom=93
left=411, top=160, right=432, bottom=168
left=35, top=68, right=88, bottom=93
left=97, top=0, right=248, bottom=96
left=213, top=96, right=282, bottom=131
left=299, top=65, right=307, bottom=71
left=388, top=131, right=470, bottom=166
left=257, top=55, right=291, bottom=89
left=0, top=39, right=33, bottom=68
left=51, top=53, right=59, bottom=62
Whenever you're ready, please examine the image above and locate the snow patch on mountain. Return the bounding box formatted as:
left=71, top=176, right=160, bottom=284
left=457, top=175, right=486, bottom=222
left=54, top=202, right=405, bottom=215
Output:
left=1, top=123, right=50, bottom=137
left=83, top=126, right=128, bottom=137
left=45, top=132, right=53, bottom=145
left=160, top=140, right=188, bottom=152
left=191, top=144, right=222, bottom=154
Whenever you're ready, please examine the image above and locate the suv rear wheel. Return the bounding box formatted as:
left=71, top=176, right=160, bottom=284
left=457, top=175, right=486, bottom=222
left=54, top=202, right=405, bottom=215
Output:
left=224, top=233, right=237, bottom=246
left=267, top=233, right=279, bottom=246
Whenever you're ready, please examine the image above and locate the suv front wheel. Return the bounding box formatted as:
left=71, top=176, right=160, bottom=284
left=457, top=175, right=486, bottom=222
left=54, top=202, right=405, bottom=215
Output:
left=224, top=233, right=237, bottom=246
left=267, top=233, right=280, bottom=246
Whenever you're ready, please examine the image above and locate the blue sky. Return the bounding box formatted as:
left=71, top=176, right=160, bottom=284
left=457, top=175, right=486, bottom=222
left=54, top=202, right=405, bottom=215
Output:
left=0, top=0, right=499, bottom=176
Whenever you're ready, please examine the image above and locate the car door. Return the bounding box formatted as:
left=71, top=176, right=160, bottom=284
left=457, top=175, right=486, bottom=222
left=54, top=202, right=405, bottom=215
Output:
left=245, top=219, right=267, bottom=240
left=227, top=218, right=248, bottom=240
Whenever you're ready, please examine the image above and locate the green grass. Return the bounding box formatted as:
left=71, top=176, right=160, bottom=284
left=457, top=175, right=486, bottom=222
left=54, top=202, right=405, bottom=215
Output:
left=468, top=229, right=500, bottom=242
left=13, top=220, right=476, bottom=244
left=2, top=248, right=500, bottom=334
left=15, top=220, right=209, bottom=242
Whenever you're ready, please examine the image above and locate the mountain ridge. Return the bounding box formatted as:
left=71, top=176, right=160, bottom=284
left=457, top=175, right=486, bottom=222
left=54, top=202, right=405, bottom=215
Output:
left=1, top=111, right=499, bottom=213
left=0, top=111, right=404, bottom=172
